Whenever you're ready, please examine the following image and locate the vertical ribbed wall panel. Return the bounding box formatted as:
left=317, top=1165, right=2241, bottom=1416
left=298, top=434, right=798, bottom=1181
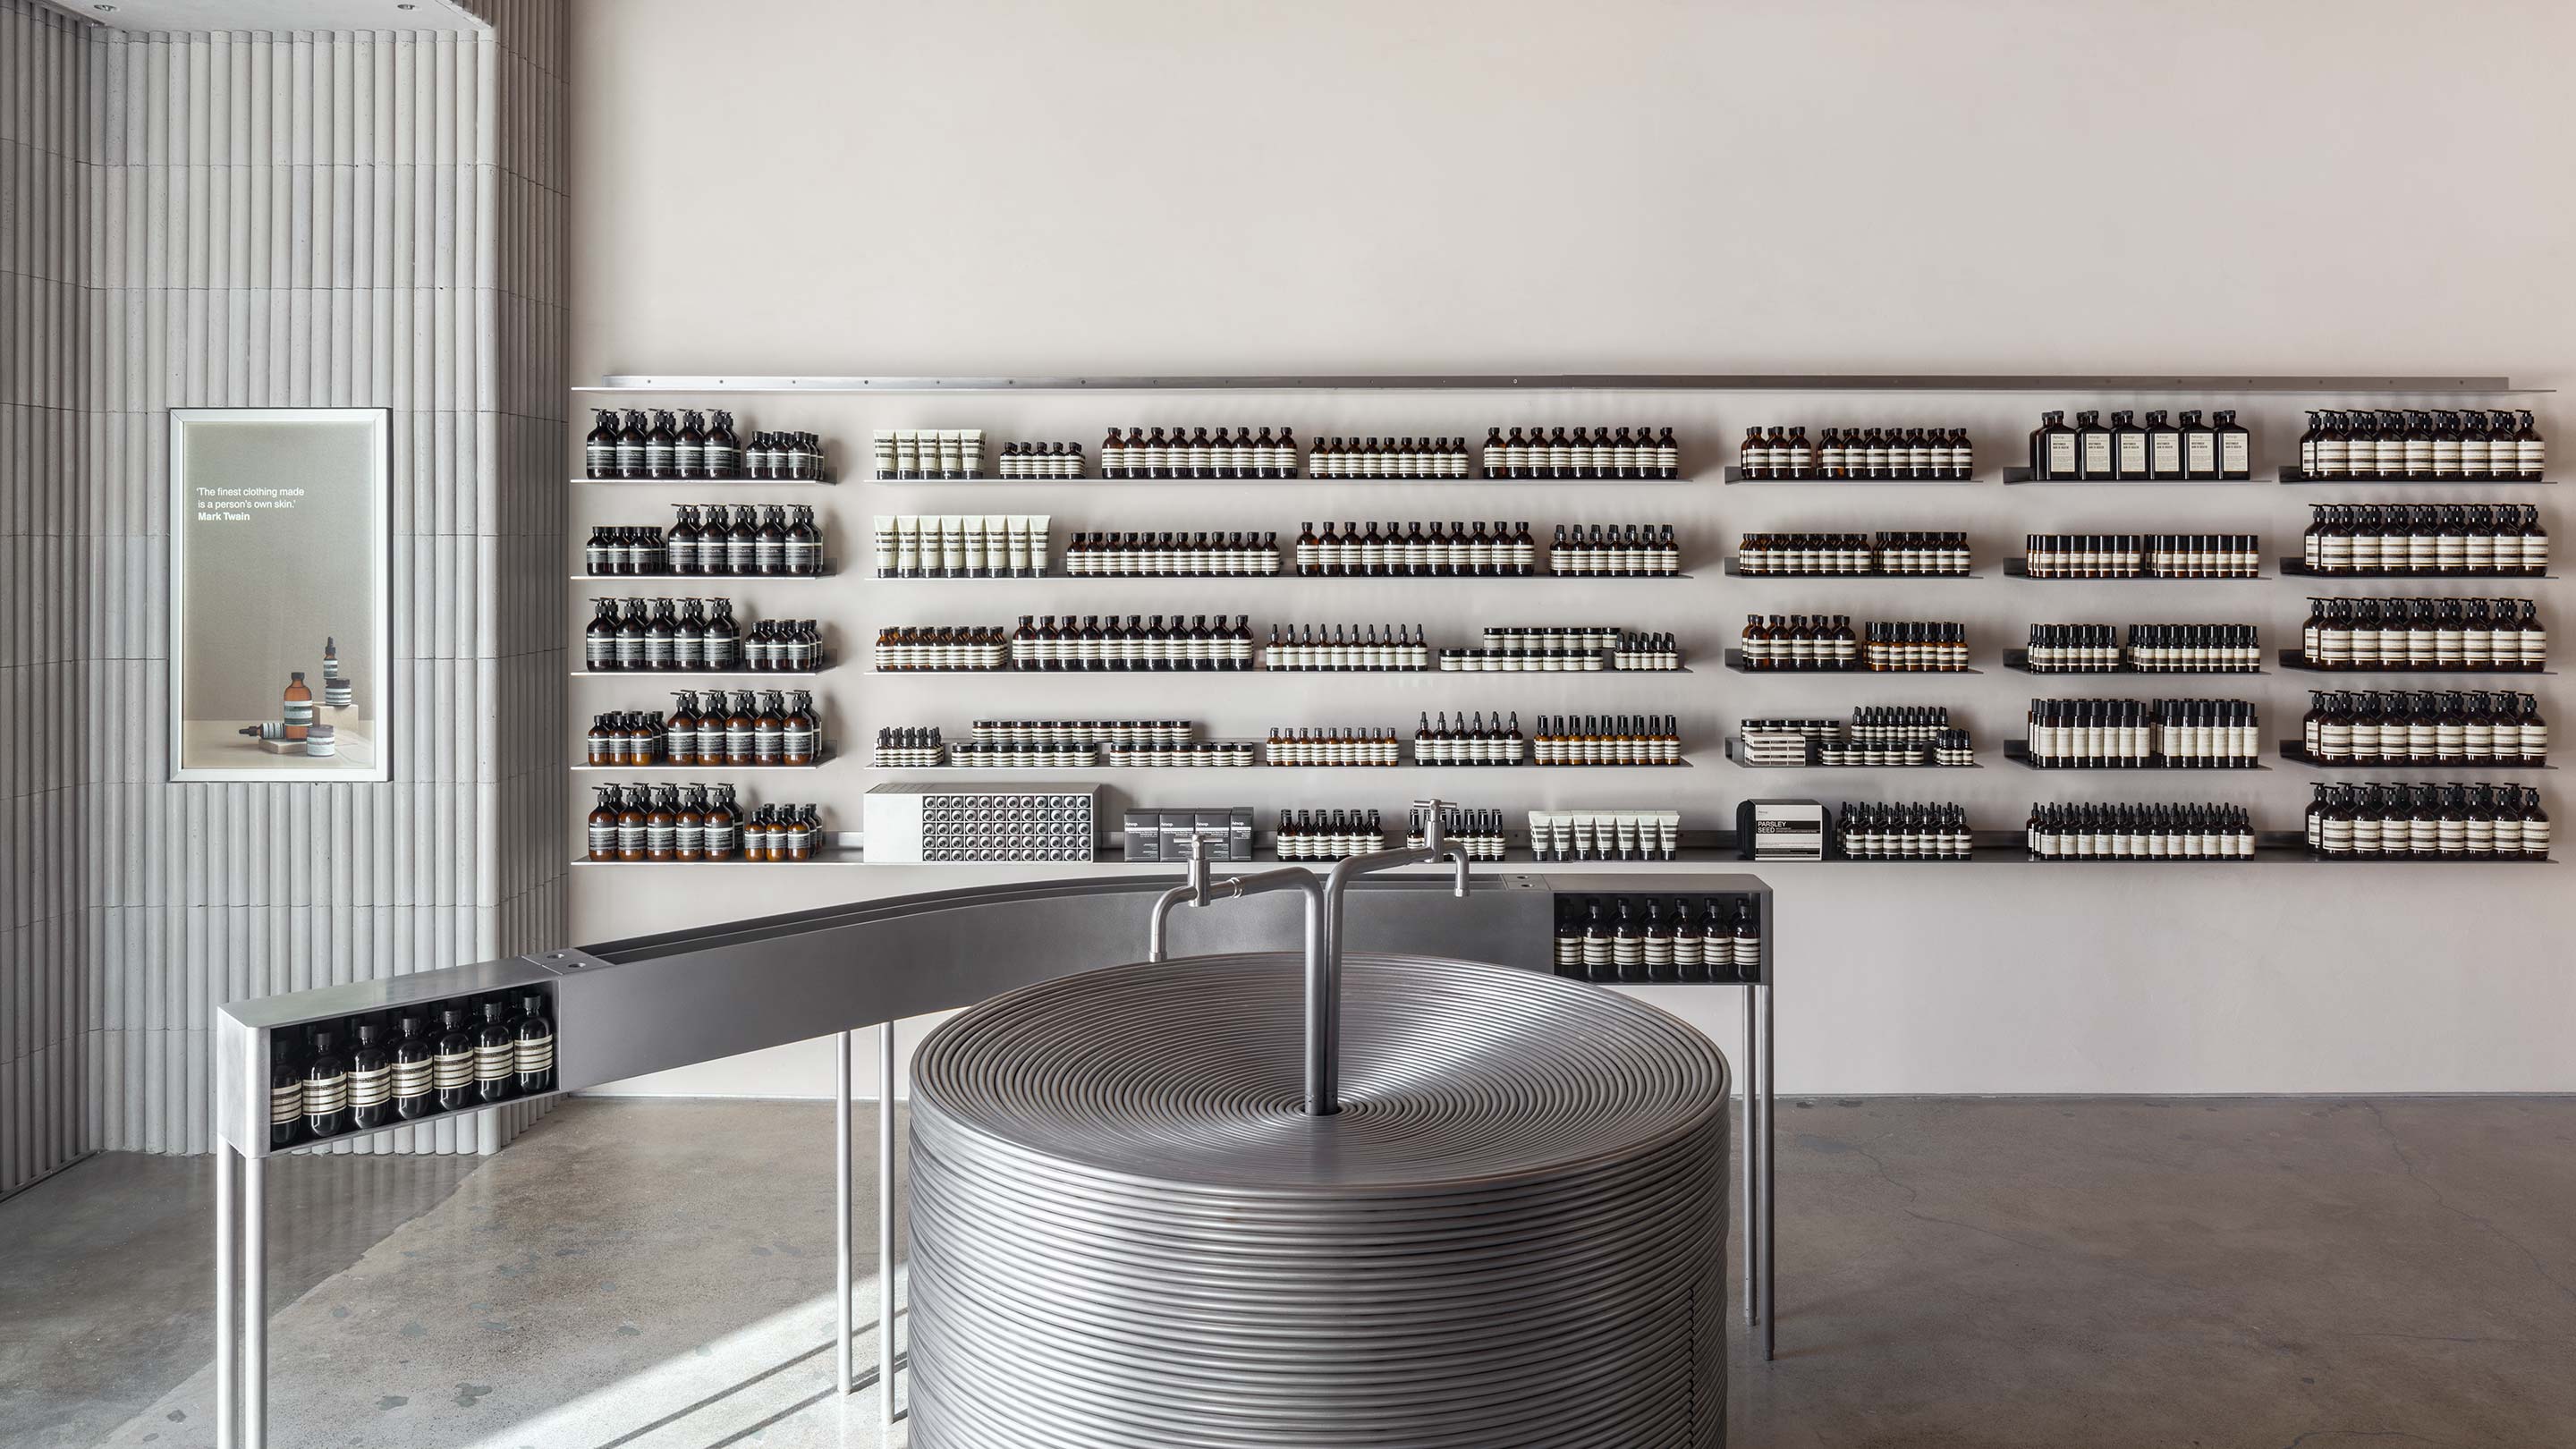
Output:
left=1, top=0, right=95, bottom=1199
left=66, top=4, right=569, bottom=1165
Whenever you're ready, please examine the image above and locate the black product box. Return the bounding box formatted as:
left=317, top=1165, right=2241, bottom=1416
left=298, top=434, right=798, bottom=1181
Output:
left=1736, top=799, right=1826, bottom=861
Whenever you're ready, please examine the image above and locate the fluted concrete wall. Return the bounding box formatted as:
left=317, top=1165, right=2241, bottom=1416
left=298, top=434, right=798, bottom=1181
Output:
left=1, top=0, right=93, bottom=1197
left=0, top=2, right=566, bottom=1185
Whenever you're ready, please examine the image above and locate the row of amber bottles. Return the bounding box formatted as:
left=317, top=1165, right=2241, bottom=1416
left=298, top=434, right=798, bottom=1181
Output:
left=269, top=994, right=554, bottom=1148
left=1098, top=427, right=1299, bottom=479
left=2029, top=409, right=2250, bottom=479
left=1481, top=427, right=1681, bottom=479
left=1530, top=715, right=1682, bottom=765
left=582, top=409, right=818, bottom=480
left=2304, top=784, right=2550, bottom=857
left=1738, top=426, right=1973, bottom=480
left=2298, top=504, right=2548, bottom=576
left=1295, top=521, right=1536, bottom=575
left=585, top=784, right=821, bottom=861
left=2297, top=410, right=2544, bottom=480
left=582, top=691, right=821, bottom=767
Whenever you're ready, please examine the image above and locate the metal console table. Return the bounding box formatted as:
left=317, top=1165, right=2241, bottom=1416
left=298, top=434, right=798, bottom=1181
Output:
left=207, top=869, right=1774, bottom=1448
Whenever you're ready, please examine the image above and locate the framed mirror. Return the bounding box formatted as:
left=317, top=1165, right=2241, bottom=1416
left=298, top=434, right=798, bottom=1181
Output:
left=169, top=408, right=394, bottom=782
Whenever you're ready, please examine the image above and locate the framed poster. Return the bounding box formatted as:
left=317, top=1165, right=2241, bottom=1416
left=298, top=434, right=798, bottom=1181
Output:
left=169, top=408, right=394, bottom=782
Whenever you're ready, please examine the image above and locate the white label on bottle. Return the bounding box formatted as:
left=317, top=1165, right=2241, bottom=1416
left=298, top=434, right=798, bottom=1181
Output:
left=433, top=1050, right=474, bottom=1089
left=2187, top=435, right=2216, bottom=472
left=2116, top=435, right=2148, bottom=475
left=2220, top=434, right=2249, bottom=474
left=2080, top=435, right=2114, bottom=473
left=2046, top=435, right=2078, bottom=473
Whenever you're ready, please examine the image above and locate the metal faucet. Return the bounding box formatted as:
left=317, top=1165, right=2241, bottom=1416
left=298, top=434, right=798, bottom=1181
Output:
left=1144, top=801, right=1473, bottom=1116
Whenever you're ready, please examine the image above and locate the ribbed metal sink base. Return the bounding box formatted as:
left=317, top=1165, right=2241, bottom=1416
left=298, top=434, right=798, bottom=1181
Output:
left=908, top=951, right=1731, bottom=1448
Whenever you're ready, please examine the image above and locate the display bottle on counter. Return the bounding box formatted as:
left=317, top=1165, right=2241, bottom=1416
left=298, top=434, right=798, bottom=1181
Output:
left=475, top=1000, right=518, bottom=1104
left=302, top=1028, right=350, bottom=1139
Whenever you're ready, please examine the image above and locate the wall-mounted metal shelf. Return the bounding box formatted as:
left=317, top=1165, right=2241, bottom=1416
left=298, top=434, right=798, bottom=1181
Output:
left=2278, top=558, right=2555, bottom=580
left=2277, top=469, right=2555, bottom=486
left=2002, top=649, right=2265, bottom=677
left=572, top=476, right=835, bottom=487
left=2275, top=741, right=2554, bottom=771
left=863, top=665, right=1694, bottom=677
left=571, top=753, right=834, bottom=773
left=580, top=374, right=2539, bottom=394
left=1724, top=559, right=1979, bottom=580
left=2004, top=560, right=2268, bottom=580
left=876, top=572, right=1698, bottom=582
left=2004, top=741, right=2267, bottom=772
left=1722, top=467, right=1974, bottom=486
left=570, top=572, right=832, bottom=583
left=865, top=759, right=1696, bottom=773
left=2003, top=466, right=2256, bottom=486
left=1722, top=649, right=1979, bottom=676
left=1721, top=737, right=1979, bottom=769
left=570, top=667, right=829, bottom=679
left=868, top=474, right=1705, bottom=487
left=2275, top=650, right=2553, bottom=676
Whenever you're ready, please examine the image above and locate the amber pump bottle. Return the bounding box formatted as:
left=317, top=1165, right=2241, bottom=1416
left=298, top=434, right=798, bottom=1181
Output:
left=282, top=671, right=314, bottom=740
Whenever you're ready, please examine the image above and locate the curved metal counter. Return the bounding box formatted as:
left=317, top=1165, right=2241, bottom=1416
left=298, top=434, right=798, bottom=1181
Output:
left=208, top=869, right=1775, bottom=1447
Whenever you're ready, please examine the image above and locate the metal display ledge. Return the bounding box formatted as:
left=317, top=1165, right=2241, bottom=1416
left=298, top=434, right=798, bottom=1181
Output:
left=2002, top=648, right=2265, bottom=676
left=2279, top=558, right=2555, bottom=580
left=877, top=571, right=1697, bottom=581
left=2276, top=741, right=2555, bottom=771
left=580, top=374, right=2537, bottom=394
left=861, top=474, right=1707, bottom=486
left=2002, top=466, right=2258, bottom=486
left=1723, top=648, right=1980, bottom=675
left=2277, top=468, right=2555, bottom=485
left=2004, top=740, right=2268, bottom=771
left=1721, top=467, right=1974, bottom=486
left=208, top=869, right=1782, bottom=1448
left=868, top=665, right=1695, bottom=675
left=2275, top=649, right=2554, bottom=676
left=1724, top=560, right=1980, bottom=579
left=2004, top=560, right=2269, bottom=580
left=864, top=759, right=1696, bottom=772
left=1722, top=737, right=1980, bottom=769
left=572, top=476, right=836, bottom=486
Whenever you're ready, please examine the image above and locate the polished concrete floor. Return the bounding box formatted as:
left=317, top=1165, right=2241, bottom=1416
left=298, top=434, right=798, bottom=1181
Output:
left=3, top=1097, right=2571, bottom=1448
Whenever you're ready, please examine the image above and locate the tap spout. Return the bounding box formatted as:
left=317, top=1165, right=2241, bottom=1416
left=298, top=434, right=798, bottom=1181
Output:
left=1312, top=801, right=1474, bottom=1115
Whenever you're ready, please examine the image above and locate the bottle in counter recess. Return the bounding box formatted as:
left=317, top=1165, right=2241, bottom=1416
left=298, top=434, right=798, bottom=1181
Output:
left=1548, top=524, right=1681, bottom=576
left=2021, top=699, right=2261, bottom=768
left=392, top=1015, right=436, bottom=1121
left=1309, top=436, right=1472, bottom=479
left=1275, top=809, right=1385, bottom=861
left=2300, top=597, right=2546, bottom=670
left=2304, top=783, right=2549, bottom=859
left=2024, top=802, right=2254, bottom=860
left=1059, top=530, right=1280, bottom=577
left=473, top=1000, right=518, bottom=1104
left=1412, top=711, right=1528, bottom=766
left=999, top=614, right=1257, bottom=671
left=2296, top=690, right=2547, bottom=765
left=346, top=1021, right=394, bottom=1131
left=1530, top=715, right=1682, bottom=765
left=1266, top=623, right=1432, bottom=671
left=268, top=1036, right=303, bottom=1149
left=2021, top=623, right=2262, bottom=674
left=433, top=1007, right=478, bottom=1113
left=1294, top=521, right=1537, bottom=577
left=2298, top=504, right=2548, bottom=577
left=2295, top=410, right=2543, bottom=481
left=1406, top=806, right=1509, bottom=860
left=513, top=996, right=555, bottom=1095
left=1266, top=726, right=1402, bottom=767
left=1089, top=426, right=1293, bottom=479
left=1835, top=803, right=1973, bottom=860
left=1736, top=614, right=1862, bottom=671
left=1482, top=425, right=1679, bottom=479
left=302, top=1028, right=351, bottom=1139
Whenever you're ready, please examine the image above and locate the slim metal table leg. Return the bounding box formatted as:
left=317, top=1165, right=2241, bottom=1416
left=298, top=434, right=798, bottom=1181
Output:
left=835, top=1030, right=853, bottom=1396
left=878, top=1020, right=897, bottom=1428
left=216, top=1142, right=237, bottom=1449
left=1759, top=979, right=1776, bottom=1361
left=1741, top=986, right=1758, bottom=1328
left=243, top=1151, right=267, bottom=1448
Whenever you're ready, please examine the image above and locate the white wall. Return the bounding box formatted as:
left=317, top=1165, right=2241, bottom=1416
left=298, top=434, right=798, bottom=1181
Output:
left=564, top=0, right=2576, bottom=1097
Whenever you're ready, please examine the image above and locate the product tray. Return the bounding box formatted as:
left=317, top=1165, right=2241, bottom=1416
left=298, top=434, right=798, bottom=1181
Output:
left=2275, top=649, right=2553, bottom=676
left=1721, top=737, right=1979, bottom=768
left=2277, top=557, right=2555, bottom=580
left=1724, top=467, right=1973, bottom=486
left=2002, top=466, right=2256, bottom=486
left=2004, top=560, right=2267, bottom=580
left=1722, top=559, right=1979, bottom=579
left=1722, top=649, right=1979, bottom=675
left=2002, top=649, right=2265, bottom=676
left=2276, top=468, right=2555, bottom=486
left=2275, top=741, right=2554, bottom=771
left=2004, top=741, right=2267, bottom=772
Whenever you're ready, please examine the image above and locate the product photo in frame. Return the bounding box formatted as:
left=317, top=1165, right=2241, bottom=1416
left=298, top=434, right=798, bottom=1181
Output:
left=169, top=408, right=394, bottom=782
